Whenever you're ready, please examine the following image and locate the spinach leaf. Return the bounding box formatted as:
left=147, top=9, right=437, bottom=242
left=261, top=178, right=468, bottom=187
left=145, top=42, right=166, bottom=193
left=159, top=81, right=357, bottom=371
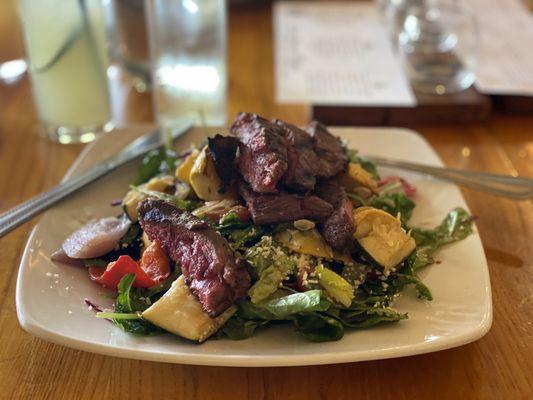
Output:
left=336, top=305, right=407, bottom=328
left=260, top=290, right=332, bottom=318
left=371, top=192, right=415, bottom=223
left=112, top=274, right=161, bottom=335
left=220, top=318, right=263, bottom=340
left=134, top=148, right=177, bottom=185
left=220, top=300, right=274, bottom=340
left=235, top=299, right=276, bottom=320
left=293, top=313, right=344, bottom=342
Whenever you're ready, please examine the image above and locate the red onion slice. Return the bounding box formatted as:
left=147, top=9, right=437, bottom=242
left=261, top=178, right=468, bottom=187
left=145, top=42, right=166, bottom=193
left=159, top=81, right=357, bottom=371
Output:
left=62, top=216, right=131, bottom=259
left=50, top=248, right=84, bottom=267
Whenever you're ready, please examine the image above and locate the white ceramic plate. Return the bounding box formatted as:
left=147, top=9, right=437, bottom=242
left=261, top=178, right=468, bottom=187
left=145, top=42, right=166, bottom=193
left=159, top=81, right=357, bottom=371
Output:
left=16, top=126, right=492, bottom=367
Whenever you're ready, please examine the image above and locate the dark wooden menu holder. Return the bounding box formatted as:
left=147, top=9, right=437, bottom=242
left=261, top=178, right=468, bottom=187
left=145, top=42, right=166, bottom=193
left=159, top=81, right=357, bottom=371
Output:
left=312, top=86, right=493, bottom=126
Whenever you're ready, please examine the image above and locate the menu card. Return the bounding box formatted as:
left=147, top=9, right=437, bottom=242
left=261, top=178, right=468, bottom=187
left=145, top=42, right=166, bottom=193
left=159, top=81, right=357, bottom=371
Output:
left=466, top=0, right=533, bottom=96
left=273, top=1, right=416, bottom=106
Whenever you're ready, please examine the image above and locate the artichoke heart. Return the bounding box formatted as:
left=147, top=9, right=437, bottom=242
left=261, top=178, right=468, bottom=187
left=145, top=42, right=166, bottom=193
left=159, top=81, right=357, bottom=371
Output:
left=189, top=146, right=234, bottom=201
left=175, top=149, right=199, bottom=184
left=142, top=275, right=235, bottom=342
left=353, top=207, right=416, bottom=271
left=123, top=175, right=175, bottom=222
left=340, top=163, right=378, bottom=193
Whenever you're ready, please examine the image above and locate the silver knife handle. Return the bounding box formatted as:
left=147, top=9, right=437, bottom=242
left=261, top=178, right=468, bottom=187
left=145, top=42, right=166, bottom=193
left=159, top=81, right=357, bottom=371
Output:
left=0, top=163, right=110, bottom=238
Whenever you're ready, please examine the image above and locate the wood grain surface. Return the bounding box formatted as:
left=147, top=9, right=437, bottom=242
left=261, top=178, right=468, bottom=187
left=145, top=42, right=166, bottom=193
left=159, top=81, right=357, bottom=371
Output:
left=0, top=4, right=532, bottom=400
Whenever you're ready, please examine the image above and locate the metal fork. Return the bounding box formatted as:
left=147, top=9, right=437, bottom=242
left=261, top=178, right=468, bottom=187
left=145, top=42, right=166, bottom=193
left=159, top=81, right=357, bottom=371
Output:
left=370, top=156, right=533, bottom=200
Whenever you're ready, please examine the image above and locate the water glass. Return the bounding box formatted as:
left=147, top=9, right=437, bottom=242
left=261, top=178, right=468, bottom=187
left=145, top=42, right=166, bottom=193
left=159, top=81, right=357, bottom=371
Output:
left=106, top=0, right=151, bottom=91
left=145, top=0, right=227, bottom=128
left=397, top=0, right=478, bottom=94
left=19, top=0, right=112, bottom=143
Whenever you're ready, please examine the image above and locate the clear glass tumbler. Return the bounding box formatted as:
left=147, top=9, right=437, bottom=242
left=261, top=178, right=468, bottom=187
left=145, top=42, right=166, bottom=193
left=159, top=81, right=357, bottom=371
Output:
left=145, top=0, right=227, bottom=128
left=106, top=0, right=151, bottom=92
left=397, top=0, right=478, bottom=94
left=19, top=0, right=112, bottom=144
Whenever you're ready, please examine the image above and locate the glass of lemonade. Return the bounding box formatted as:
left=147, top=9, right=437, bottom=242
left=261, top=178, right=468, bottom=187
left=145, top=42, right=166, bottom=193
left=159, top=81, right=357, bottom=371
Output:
left=19, top=0, right=112, bottom=144
left=145, top=0, right=227, bottom=128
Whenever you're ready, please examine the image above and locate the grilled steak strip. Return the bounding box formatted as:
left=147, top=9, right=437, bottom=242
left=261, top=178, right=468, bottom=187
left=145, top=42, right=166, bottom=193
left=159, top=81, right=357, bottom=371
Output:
left=239, top=182, right=333, bottom=225
left=207, top=134, right=240, bottom=183
left=305, top=121, right=348, bottom=179
left=231, top=112, right=288, bottom=193
left=138, top=199, right=250, bottom=317
left=274, top=119, right=319, bottom=193
left=314, top=179, right=355, bottom=250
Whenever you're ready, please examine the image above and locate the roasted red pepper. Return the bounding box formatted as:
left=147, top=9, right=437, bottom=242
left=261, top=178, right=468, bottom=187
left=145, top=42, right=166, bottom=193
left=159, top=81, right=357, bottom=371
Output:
left=88, top=242, right=170, bottom=289
left=139, top=241, right=171, bottom=284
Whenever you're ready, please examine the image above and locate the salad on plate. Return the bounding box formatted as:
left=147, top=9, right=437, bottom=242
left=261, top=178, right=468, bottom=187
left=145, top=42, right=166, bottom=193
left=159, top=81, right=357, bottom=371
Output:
left=52, top=113, right=474, bottom=343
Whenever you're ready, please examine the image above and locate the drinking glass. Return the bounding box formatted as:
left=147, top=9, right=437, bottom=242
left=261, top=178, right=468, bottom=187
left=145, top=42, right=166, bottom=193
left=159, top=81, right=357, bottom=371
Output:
left=396, top=0, right=478, bottom=94
left=106, top=0, right=151, bottom=92
left=19, top=0, right=112, bottom=144
left=145, top=0, right=227, bottom=128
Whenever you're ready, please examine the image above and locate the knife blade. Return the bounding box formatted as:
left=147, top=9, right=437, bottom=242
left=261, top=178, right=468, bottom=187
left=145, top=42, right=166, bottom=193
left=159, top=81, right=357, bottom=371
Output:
left=0, top=118, right=195, bottom=238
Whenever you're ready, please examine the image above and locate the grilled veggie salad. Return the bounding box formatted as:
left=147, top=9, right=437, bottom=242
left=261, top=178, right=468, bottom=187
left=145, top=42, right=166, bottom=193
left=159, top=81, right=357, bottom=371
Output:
left=52, top=113, right=474, bottom=342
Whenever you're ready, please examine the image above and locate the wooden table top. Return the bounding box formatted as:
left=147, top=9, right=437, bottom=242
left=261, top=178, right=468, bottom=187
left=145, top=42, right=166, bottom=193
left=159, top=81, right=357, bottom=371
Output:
left=1, top=4, right=532, bottom=400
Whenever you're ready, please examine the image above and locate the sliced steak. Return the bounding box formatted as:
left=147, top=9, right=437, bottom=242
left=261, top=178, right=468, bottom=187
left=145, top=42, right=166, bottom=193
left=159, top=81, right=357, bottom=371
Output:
left=207, top=134, right=240, bottom=183
left=314, top=179, right=355, bottom=250
left=274, top=119, right=319, bottom=193
left=305, top=121, right=347, bottom=179
left=239, top=182, right=333, bottom=225
left=138, top=199, right=250, bottom=317
left=231, top=112, right=288, bottom=193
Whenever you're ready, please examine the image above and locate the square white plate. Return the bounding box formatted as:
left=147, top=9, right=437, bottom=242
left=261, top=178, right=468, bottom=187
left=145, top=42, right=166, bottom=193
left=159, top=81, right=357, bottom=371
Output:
left=16, top=126, right=492, bottom=367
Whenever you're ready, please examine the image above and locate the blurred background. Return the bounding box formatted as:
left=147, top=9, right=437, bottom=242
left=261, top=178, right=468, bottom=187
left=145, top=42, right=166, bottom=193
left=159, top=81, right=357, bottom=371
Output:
left=1, top=0, right=532, bottom=145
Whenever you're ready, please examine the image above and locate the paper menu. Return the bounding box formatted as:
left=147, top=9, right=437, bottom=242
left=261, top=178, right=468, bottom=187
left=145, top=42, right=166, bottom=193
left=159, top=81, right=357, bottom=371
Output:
left=274, top=1, right=416, bottom=106
left=465, top=0, right=533, bottom=96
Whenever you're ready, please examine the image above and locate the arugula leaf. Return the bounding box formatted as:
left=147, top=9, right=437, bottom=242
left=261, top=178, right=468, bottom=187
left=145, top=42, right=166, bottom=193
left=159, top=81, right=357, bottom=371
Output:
left=344, top=148, right=380, bottom=180
left=371, top=192, right=415, bottom=223
left=112, top=274, right=161, bottom=335
left=216, top=212, right=267, bottom=249
left=407, top=207, right=473, bottom=273
left=411, top=207, right=473, bottom=250
left=134, top=148, right=177, bottom=185
left=391, top=207, right=474, bottom=299
left=293, top=313, right=344, bottom=342
left=218, top=211, right=244, bottom=228
left=396, top=273, right=432, bottom=300
left=96, top=312, right=142, bottom=320
left=260, top=290, right=331, bottom=318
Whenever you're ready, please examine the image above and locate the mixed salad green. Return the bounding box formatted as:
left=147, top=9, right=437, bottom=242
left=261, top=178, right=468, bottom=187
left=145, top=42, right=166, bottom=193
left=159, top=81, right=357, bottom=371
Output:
left=81, top=143, right=474, bottom=343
